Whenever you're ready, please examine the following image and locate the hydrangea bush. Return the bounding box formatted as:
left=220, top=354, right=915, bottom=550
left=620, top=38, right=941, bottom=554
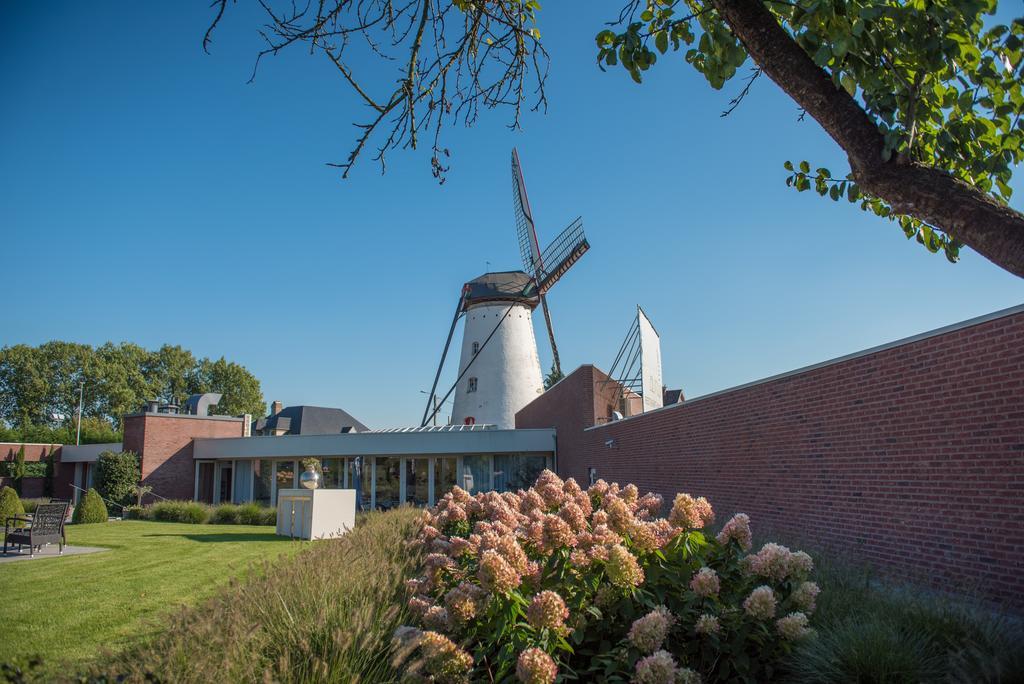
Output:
left=402, top=471, right=818, bottom=683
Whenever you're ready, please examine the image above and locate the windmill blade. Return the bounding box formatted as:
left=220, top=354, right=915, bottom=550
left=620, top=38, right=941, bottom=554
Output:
left=536, top=217, right=589, bottom=295
left=512, top=148, right=543, bottom=275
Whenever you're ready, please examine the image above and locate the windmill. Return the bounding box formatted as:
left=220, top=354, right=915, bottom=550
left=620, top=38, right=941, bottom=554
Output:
left=512, top=148, right=590, bottom=378
left=421, top=149, right=590, bottom=428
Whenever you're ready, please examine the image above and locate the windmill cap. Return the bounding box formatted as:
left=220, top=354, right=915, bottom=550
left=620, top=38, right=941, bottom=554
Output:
left=463, top=271, right=538, bottom=308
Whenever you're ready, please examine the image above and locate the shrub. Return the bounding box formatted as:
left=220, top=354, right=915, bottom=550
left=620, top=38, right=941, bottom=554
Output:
left=72, top=488, right=108, bottom=524
left=89, top=508, right=423, bottom=682
left=401, top=471, right=818, bottom=683
left=0, top=486, right=26, bottom=528
left=237, top=502, right=276, bottom=526
left=149, top=500, right=211, bottom=524
left=122, top=504, right=148, bottom=520
left=19, top=498, right=48, bottom=514
left=94, top=451, right=140, bottom=510
left=211, top=503, right=241, bottom=525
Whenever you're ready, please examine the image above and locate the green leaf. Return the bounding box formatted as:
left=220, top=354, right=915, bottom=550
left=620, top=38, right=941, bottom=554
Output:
left=799, top=160, right=810, bottom=173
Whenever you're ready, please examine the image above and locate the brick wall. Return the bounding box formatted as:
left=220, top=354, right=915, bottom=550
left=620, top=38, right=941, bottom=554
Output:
left=0, top=443, right=63, bottom=499
left=0, top=443, right=61, bottom=462
left=517, top=308, right=1024, bottom=609
left=123, top=414, right=244, bottom=501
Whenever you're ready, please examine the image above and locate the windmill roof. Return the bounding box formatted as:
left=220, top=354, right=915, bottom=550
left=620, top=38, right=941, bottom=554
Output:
left=463, top=271, right=538, bottom=308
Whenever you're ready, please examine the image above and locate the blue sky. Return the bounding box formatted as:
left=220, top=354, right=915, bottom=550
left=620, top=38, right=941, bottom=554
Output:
left=3, top=2, right=1022, bottom=429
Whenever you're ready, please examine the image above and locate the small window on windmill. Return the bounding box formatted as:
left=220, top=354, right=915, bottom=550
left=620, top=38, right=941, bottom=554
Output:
left=472, top=342, right=480, bottom=356
left=468, top=377, right=478, bottom=393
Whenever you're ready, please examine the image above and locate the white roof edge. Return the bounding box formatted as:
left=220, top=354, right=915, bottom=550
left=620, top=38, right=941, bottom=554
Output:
left=586, top=302, right=1024, bottom=432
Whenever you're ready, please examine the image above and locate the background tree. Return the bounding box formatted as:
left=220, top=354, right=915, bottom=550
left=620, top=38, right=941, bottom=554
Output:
left=44, top=445, right=55, bottom=497
left=0, top=342, right=266, bottom=432
left=544, top=363, right=565, bottom=389
left=94, top=451, right=141, bottom=510
left=11, top=445, right=26, bottom=495
left=203, top=0, right=1024, bottom=276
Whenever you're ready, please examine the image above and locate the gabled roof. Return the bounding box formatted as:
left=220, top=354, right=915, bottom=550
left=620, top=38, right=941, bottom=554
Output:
left=256, top=405, right=370, bottom=435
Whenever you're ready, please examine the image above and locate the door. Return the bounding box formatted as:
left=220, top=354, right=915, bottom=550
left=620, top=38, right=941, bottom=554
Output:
left=405, top=458, right=430, bottom=506
left=219, top=464, right=233, bottom=504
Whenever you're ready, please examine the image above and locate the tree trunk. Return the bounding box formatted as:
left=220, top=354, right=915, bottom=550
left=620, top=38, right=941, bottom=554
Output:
left=710, top=0, right=1024, bottom=278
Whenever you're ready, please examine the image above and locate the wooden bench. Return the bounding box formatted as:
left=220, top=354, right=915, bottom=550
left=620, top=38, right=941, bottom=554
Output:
left=3, top=500, right=69, bottom=557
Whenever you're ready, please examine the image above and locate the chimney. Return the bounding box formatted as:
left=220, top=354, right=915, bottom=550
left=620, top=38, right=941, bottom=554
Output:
left=271, top=400, right=283, bottom=416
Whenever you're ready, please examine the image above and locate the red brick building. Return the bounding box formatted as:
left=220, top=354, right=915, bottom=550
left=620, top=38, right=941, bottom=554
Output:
left=517, top=304, right=1024, bottom=609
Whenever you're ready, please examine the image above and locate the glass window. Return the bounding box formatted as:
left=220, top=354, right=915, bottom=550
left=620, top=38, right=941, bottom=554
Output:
left=275, top=460, right=296, bottom=502
left=254, top=460, right=273, bottom=506
left=376, top=457, right=401, bottom=510
left=467, top=377, right=477, bottom=393
left=461, top=454, right=490, bottom=495
left=405, top=458, right=429, bottom=505
left=493, top=454, right=546, bottom=492
left=233, top=460, right=252, bottom=503
left=434, top=457, right=457, bottom=501
left=321, top=458, right=345, bottom=489
left=347, top=457, right=372, bottom=510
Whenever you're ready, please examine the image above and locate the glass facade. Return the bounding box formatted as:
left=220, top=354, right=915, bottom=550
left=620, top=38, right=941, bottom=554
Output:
left=200, top=452, right=551, bottom=510
left=321, top=458, right=346, bottom=489
left=405, top=458, right=429, bottom=506
left=275, top=461, right=296, bottom=498
left=493, top=454, right=547, bottom=492
left=254, top=460, right=273, bottom=506
left=461, top=454, right=491, bottom=495
left=434, top=457, right=458, bottom=500
left=376, top=457, right=401, bottom=509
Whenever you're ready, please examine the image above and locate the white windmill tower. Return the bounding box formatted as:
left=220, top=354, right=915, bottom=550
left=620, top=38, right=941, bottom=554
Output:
left=422, top=149, right=590, bottom=429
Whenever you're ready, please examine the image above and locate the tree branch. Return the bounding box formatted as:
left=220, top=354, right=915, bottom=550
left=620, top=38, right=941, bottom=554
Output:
left=710, top=0, right=1024, bottom=277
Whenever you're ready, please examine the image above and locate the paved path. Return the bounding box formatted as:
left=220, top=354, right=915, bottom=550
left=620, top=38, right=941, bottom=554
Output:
left=0, top=545, right=109, bottom=564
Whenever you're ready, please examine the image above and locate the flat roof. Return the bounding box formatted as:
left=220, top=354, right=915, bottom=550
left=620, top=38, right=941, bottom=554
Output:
left=60, top=443, right=123, bottom=463
left=193, top=428, right=556, bottom=460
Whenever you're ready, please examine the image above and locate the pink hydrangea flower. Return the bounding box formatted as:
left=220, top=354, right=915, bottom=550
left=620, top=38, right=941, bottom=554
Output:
left=668, top=493, right=713, bottom=529
left=743, top=585, right=777, bottom=620
left=791, top=581, right=820, bottom=614
left=627, top=606, right=674, bottom=653
left=478, top=549, right=521, bottom=594
left=516, top=647, right=557, bottom=684
left=715, top=513, right=752, bottom=551
left=689, top=567, right=721, bottom=598
left=634, top=650, right=677, bottom=684
left=695, top=613, right=720, bottom=636
left=746, top=543, right=799, bottom=582
left=607, top=544, right=645, bottom=588
left=422, top=604, right=449, bottom=630
left=776, top=612, right=813, bottom=640
left=527, top=590, right=569, bottom=632
left=419, top=630, right=473, bottom=680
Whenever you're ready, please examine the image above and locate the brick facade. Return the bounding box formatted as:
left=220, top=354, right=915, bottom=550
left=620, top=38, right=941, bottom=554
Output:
left=122, top=414, right=244, bottom=501
left=517, top=308, right=1024, bottom=610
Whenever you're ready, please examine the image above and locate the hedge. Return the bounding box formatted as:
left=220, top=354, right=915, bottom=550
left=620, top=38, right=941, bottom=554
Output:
left=125, top=500, right=278, bottom=526
left=0, top=486, right=26, bottom=527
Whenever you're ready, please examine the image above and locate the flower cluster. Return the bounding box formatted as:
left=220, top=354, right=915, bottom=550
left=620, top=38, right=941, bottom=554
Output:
left=628, top=606, right=675, bottom=653
left=402, top=470, right=817, bottom=683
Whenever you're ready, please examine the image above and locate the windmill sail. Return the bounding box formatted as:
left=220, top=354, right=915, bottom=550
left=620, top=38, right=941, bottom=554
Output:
left=512, top=149, right=542, bottom=274
left=537, top=217, right=589, bottom=294
left=637, top=306, right=664, bottom=413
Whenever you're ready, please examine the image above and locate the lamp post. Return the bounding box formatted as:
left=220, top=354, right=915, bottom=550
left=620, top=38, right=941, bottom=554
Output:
left=420, top=390, right=440, bottom=427
left=75, top=383, right=84, bottom=446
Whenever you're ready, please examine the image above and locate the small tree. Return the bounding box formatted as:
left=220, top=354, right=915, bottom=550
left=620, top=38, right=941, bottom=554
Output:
left=11, top=445, right=25, bottom=496
left=94, top=451, right=140, bottom=510
left=134, top=484, right=153, bottom=507
left=72, top=488, right=108, bottom=524
left=0, top=486, right=25, bottom=528
left=43, top=446, right=55, bottom=497
left=543, top=363, right=564, bottom=390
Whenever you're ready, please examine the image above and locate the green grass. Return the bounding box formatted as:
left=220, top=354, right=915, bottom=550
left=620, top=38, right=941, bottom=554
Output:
left=0, top=520, right=300, bottom=670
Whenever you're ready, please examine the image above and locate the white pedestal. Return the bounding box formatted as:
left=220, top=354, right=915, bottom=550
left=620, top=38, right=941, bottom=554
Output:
left=276, top=489, right=356, bottom=540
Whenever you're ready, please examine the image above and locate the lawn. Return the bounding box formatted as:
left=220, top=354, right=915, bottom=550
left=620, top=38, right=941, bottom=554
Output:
left=0, top=520, right=300, bottom=669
